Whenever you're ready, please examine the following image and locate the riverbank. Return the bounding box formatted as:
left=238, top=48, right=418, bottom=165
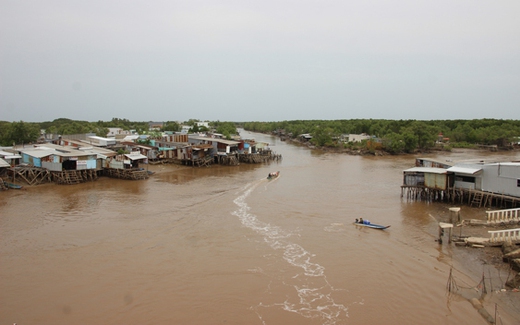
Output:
left=280, top=134, right=520, bottom=157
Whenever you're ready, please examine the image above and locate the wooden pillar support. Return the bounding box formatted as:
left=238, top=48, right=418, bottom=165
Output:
left=449, top=207, right=461, bottom=224
left=439, top=222, right=454, bottom=244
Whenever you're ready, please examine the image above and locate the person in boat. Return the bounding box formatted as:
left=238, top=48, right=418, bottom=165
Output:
left=359, top=218, right=364, bottom=224
left=355, top=218, right=359, bottom=223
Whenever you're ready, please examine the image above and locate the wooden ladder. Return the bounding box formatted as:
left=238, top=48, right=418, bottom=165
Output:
left=65, top=171, right=80, bottom=184
left=471, top=191, right=484, bottom=207
left=0, top=178, right=8, bottom=190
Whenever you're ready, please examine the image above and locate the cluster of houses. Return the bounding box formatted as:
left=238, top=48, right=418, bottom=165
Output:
left=296, top=133, right=375, bottom=143
left=402, top=158, right=520, bottom=208
left=0, top=127, right=278, bottom=187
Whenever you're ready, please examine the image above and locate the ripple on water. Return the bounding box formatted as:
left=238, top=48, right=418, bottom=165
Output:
left=233, top=180, right=350, bottom=324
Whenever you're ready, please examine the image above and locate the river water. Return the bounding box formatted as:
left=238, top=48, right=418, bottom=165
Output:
left=1, top=131, right=520, bottom=325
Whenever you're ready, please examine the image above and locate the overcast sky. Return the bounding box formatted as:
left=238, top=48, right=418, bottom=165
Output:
left=1, top=1, right=519, bottom=123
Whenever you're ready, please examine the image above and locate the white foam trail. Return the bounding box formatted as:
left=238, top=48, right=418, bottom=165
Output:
left=233, top=180, right=348, bottom=324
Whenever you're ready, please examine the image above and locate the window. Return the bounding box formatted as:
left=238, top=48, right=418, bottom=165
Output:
left=455, top=176, right=475, bottom=183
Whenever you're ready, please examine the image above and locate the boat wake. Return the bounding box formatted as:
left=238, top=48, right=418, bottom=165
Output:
left=233, top=179, right=348, bottom=324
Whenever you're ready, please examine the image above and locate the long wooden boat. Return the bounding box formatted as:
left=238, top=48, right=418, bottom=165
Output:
left=4, top=182, right=23, bottom=189
left=353, top=222, right=390, bottom=230
left=267, top=171, right=280, bottom=180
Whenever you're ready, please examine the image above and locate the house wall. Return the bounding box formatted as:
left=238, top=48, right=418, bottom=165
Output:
left=243, top=143, right=251, bottom=154
left=404, top=173, right=424, bottom=186
left=22, top=154, right=42, bottom=167
left=109, top=160, right=124, bottom=169
left=424, top=173, right=448, bottom=190
left=160, top=149, right=176, bottom=159
left=88, top=137, right=116, bottom=146
left=42, top=161, right=62, bottom=171
left=453, top=174, right=482, bottom=190
left=454, top=180, right=475, bottom=190
left=162, top=134, right=188, bottom=143
left=403, top=172, right=448, bottom=189
left=348, top=134, right=371, bottom=142
left=481, top=164, right=520, bottom=197
left=81, top=159, right=97, bottom=169
left=415, top=158, right=452, bottom=169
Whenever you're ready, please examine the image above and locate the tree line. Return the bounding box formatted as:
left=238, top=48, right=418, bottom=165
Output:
left=242, top=119, right=520, bottom=154
left=0, top=118, right=240, bottom=146
left=1, top=118, right=518, bottom=154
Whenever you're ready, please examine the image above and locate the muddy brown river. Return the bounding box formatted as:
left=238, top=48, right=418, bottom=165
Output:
left=1, top=131, right=519, bottom=324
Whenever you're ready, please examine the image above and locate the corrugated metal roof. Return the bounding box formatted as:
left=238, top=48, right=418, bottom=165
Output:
left=3, top=155, right=22, bottom=159
left=447, top=166, right=482, bottom=174
left=88, top=135, right=116, bottom=141
left=214, top=139, right=241, bottom=145
left=88, top=147, right=117, bottom=157
left=21, top=147, right=94, bottom=158
left=20, top=149, right=54, bottom=158
left=189, top=136, right=240, bottom=145
left=124, top=153, right=147, bottom=160
left=416, top=157, right=453, bottom=166
left=487, top=162, right=520, bottom=167
left=122, top=135, right=139, bottom=142
left=403, top=167, right=448, bottom=174
left=0, top=150, right=16, bottom=156
left=0, top=158, right=10, bottom=168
